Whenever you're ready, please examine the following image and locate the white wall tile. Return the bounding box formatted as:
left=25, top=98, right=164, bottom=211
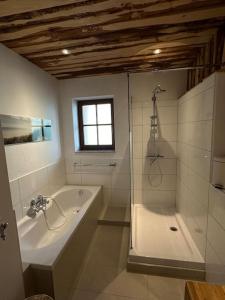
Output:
left=206, top=241, right=225, bottom=284
left=67, top=173, right=82, bottom=185
left=132, top=142, right=142, bottom=159
left=207, top=215, right=225, bottom=265
left=35, top=167, right=49, bottom=192
left=187, top=169, right=209, bottom=208
left=209, top=186, right=225, bottom=231
left=102, top=188, right=111, bottom=206
left=134, top=174, right=176, bottom=191
left=201, top=88, right=214, bottom=121
left=142, top=124, right=177, bottom=143
left=157, top=141, right=177, bottom=158
left=143, top=158, right=176, bottom=175
left=132, top=158, right=142, bottom=175
left=143, top=106, right=177, bottom=125
left=188, top=147, right=211, bottom=181
left=177, top=75, right=215, bottom=259
left=130, top=72, right=187, bottom=211
left=111, top=173, right=131, bottom=190
left=111, top=189, right=130, bottom=207
left=13, top=202, right=23, bottom=222
left=81, top=173, right=111, bottom=189
left=132, top=108, right=143, bottom=125
left=142, top=190, right=176, bottom=207
left=9, top=161, right=66, bottom=223
left=9, top=180, right=20, bottom=205
left=18, top=172, right=38, bottom=200
left=132, top=125, right=142, bottom=143
left=113, top=159, right=130, bottom=175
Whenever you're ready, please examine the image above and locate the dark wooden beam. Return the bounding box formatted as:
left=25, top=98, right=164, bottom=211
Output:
left=0, top=1, right=225, bottom=78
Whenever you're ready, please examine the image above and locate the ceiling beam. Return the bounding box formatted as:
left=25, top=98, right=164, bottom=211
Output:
left=0, top=0, right=225, bottom=42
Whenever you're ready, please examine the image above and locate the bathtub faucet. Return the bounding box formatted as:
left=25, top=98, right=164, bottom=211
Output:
left=27, top=195, right=50, bottom=218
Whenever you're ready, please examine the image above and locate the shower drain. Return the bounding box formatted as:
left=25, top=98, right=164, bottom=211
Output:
left=170, top=226, right=178, bottom=232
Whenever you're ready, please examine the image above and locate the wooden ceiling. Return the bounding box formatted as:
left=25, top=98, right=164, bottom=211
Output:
left=0, top=0, right=225, bottom=79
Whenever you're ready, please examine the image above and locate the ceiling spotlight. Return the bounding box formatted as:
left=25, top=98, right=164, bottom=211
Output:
left=62, top=49, right=71, bottom=55
left=153, top=49, right=162, bottom=55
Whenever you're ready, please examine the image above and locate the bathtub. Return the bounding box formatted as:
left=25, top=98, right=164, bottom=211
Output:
left=18, top=185, right=102, bottom=299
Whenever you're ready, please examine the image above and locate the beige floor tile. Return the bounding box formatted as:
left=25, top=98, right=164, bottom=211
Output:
left=101, top=206, right=128, bottom=222
left=72, top=289, right=140, bottom=300
left=147, top=275, right=185, bottom=300
left=77, top=261, right=120, bottom=292
left=84, top=225, right=130, bottom=270
left=74, top=225, right=185, bottom=300
left=77, top=254, right=148, bottom=298
left=103, top=269, right=149, bottom=299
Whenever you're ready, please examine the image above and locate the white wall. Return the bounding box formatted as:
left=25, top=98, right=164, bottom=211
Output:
left=0, top=44, right=66, bottom=221
left=59, top=74, right=130, bottom=207
left=130, top=71, right=187, bottom=207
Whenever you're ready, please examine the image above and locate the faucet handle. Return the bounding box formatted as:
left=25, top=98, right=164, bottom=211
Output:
left=43, top=195, right=50, bottom=204
left=37, top=194, right=44, bottom=201
left=30, top=199, right=36, bottom=207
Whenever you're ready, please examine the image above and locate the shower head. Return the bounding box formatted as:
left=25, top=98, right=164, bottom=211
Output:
left=152, top=85, right=166, bottom=95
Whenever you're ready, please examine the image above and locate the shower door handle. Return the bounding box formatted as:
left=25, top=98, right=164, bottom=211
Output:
left=0, top=222, right=8, bottom=241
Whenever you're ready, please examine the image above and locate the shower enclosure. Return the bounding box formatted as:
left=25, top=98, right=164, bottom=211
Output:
left=128, top=72, right=205, bottom=280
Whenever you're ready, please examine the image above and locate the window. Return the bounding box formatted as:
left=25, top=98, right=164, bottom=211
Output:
left=77, top=99, right=115, bottom=151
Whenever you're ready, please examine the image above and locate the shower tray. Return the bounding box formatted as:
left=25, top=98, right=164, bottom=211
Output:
left=127, top=204, right=205, bottom=280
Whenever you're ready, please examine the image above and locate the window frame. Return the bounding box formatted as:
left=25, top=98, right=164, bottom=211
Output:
left=77, top=98, right=115, bottom=151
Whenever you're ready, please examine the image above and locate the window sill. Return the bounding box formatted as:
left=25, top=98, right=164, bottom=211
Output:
left=75, top=150, right=115, bottom=153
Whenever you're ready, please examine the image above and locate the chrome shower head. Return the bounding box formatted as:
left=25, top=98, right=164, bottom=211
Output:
left=152, top=85, right=166, bottom=95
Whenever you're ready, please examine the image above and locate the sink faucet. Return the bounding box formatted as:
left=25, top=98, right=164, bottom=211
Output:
left=27, top=195, right=50, bottom=218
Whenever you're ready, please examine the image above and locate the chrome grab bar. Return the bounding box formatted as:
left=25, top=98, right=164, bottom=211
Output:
left=74, top=162, right=116, bottom=167
left=146, top=155, right=164, bottom=158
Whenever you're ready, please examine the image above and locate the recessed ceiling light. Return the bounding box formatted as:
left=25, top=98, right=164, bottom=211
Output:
left=153, top=49, right=161, bottom=55
left=62, top=49, right=71, bottom=55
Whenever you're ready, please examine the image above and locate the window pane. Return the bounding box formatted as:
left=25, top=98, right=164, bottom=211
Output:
left=97, top=104, right=111, bottom=124
left=84, top=126, right=97, bottom=145
left=98, top=125, right=112, bottom=145
left=32, top=127, right=43, bottom=142
left=82, top=105, right=96, bottom=125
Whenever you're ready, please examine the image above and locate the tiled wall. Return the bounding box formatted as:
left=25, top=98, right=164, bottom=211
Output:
left=66, top=158, right=130, bottom=207
left=177, top=72, right=225, bottom=283
left=205, top=73, right=225, bottom=284
left=206, top=185, right=225, bottom=283
left=10, top=160, right=66, bottom=222
left=176, top=74, right=215, bottom=258
left=59, top=74, right=130, bottom=208
left=129, top=71, right=187, bottom=206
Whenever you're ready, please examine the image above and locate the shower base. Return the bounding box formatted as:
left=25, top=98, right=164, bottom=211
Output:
left=127, top=204, right=205, bottom=280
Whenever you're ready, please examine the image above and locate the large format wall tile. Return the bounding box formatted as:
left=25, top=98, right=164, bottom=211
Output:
left=10, top=160, right=66, bottom=222
left=176, top=73, right=216, bottom=259
left=130, top=71, right=187, bottom=206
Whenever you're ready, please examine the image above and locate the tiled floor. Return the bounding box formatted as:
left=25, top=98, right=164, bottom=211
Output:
left=70, top=225, right=185, bottom=300
left=100, top=206, right=130, bottom=223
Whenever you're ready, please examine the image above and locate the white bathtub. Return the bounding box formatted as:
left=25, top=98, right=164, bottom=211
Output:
left=18, top=185, right=101, bottom=266
left=18, top=185, right=102, bottom=299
